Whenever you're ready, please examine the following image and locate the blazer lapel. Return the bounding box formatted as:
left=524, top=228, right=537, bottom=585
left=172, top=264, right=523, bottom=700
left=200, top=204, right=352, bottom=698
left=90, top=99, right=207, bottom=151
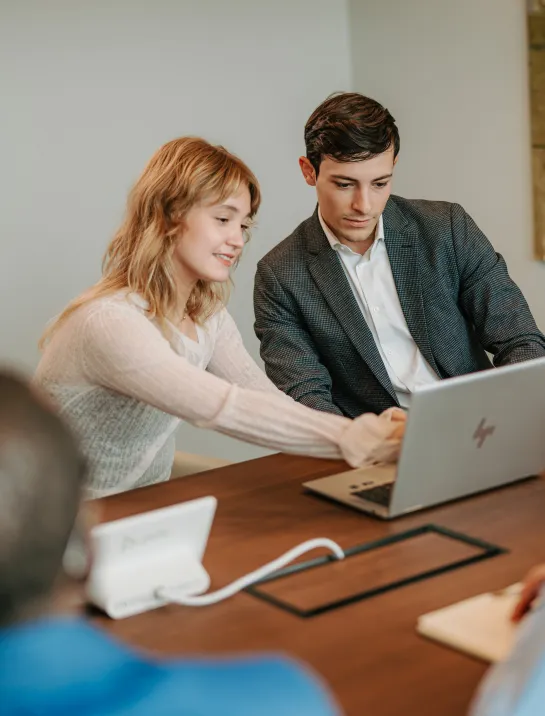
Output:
left=305, top=210, right=397, bottom=400
left=383, top=200, right=441, bottom=375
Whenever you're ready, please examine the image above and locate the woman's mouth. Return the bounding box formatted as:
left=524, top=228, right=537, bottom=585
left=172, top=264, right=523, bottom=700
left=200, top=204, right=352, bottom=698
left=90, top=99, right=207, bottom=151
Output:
left=213, top=253, right=235, bottom=267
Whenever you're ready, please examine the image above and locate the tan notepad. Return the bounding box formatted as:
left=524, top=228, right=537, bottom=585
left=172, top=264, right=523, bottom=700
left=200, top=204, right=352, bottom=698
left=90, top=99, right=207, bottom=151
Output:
left=416, top=584, right=522, bottom=663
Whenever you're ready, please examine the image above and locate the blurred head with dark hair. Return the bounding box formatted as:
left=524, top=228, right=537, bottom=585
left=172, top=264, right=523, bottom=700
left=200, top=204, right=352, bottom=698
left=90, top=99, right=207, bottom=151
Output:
left=300, top=92, right=400, bottom=253
left=0, top=372, right=86, bottom=627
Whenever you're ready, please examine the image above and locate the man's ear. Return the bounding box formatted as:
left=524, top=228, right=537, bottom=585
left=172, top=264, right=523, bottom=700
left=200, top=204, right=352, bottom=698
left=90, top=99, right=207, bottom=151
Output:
left=299, top=156, right=317, bottom=187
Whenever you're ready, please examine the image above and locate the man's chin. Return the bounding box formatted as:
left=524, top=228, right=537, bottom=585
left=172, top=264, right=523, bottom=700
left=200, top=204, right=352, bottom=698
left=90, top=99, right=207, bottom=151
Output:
left=337, top=221, right=376, bottom=241
left=339, top=230, right=375, bottom=244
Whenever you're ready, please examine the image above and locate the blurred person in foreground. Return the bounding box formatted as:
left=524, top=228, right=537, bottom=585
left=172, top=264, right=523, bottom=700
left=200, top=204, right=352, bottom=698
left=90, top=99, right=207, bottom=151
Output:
left=0, top=371, right=341, bottom=716
left=471, top=562, right=545, bottom=715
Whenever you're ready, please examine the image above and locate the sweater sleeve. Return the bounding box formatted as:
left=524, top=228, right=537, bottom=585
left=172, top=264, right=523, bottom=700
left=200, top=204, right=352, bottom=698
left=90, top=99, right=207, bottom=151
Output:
left=206, top=309, right=287, bottom=394
left=78, top=300, right=402, bottom=466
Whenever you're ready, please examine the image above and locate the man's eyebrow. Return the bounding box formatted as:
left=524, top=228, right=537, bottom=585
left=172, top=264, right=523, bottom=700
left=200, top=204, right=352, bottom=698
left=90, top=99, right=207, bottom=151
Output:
left=330, top=173, right=393, bottom=182
left=330, top=174, right=358, bottom=182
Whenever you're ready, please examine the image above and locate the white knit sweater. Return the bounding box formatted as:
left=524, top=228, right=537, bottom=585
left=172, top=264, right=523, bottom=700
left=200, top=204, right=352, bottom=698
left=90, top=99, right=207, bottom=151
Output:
left=34, top=292, right=401, bottom=498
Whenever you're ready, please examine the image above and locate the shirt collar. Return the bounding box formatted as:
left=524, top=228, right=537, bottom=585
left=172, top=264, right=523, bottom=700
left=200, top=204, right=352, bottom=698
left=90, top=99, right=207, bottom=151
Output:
left=318, top=209, right=384, bottom=254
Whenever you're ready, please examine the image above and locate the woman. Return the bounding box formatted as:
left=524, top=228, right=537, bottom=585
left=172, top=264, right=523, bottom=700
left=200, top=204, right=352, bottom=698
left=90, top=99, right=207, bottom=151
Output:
left=35, top=137, right=404, bottom=498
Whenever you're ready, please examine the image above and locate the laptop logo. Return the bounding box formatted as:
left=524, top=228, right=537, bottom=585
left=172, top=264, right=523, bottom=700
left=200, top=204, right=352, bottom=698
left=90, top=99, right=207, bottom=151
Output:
left=473, top=418, right=496, bottom=448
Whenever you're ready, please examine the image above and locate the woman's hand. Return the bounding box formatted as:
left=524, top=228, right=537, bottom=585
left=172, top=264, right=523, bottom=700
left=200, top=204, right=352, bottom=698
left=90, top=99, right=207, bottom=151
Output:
left=339, top=408, right=406, bottom=468
left=511, top=563, right=545, bottom=623
left=379, top=407, right=407, bottom=440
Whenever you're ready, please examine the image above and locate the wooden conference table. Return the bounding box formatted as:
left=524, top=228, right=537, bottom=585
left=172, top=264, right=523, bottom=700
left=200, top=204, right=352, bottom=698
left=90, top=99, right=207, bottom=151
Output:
left=93, top=454, right=545, bottom=716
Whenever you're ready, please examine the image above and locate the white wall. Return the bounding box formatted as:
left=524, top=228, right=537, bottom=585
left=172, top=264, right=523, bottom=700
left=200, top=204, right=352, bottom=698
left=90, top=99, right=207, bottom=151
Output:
left=0, top=0, right=352, bottom=461
left=349, top=0, right=545, bottom=327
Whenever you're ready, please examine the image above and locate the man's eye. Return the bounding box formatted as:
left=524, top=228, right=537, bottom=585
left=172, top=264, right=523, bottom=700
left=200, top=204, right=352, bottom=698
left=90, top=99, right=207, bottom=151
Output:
left=334, top=182, right=351, bottom=189
left=374, top=182, right=388, bottom=189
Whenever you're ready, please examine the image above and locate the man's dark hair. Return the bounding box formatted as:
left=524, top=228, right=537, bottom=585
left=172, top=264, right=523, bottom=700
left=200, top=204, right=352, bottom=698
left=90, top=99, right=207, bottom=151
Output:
left=0, top=372, right=85, bottom=626
left=304, top=92, right=400, bottom=173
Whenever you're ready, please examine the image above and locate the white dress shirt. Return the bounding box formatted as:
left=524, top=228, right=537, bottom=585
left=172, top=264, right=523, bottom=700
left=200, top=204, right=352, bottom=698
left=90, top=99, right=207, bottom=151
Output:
left=319, top=210, right=439, bottom=408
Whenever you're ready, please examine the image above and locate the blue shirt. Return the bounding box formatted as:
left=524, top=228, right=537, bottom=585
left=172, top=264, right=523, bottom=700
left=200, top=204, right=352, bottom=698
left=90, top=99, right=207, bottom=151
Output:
left=0, top=616, right=340, bottom=716
left=471, top=600, right=545, bottom=716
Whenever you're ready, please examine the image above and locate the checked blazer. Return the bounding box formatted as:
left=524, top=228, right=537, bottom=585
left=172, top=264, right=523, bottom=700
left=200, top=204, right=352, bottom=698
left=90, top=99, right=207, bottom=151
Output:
left=254, top=195, right=545, bottom=417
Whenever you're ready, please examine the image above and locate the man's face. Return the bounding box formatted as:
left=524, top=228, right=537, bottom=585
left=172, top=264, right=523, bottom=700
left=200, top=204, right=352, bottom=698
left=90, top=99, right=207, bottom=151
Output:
left=299, top=148, right=396, bottom=251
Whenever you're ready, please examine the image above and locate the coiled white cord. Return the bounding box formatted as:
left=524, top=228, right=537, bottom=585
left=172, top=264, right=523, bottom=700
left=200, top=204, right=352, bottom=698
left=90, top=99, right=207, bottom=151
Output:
left=155, top=538, right=344, bottom=607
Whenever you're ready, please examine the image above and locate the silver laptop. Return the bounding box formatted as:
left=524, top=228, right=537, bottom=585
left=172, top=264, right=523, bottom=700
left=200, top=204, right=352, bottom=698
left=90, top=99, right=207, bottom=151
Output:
left=303, top=357, right=545, bottom=519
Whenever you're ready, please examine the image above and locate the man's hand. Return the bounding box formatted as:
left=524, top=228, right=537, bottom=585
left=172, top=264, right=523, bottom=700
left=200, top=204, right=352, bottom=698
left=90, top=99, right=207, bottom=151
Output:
left=511, top=563, right=545, bottom=623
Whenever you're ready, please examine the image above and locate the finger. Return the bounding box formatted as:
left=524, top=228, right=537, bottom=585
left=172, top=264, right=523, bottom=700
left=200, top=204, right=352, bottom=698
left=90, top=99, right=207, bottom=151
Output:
left=512, top=584, right=539, bottom=623
left=381, top=407, right=406, bottom=423
left=390, top=424, right=405, bottom=440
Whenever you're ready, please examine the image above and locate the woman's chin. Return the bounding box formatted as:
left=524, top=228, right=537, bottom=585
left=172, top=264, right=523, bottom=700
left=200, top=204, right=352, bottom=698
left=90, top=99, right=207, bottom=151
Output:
left=197, top=269, right=231, bottom=284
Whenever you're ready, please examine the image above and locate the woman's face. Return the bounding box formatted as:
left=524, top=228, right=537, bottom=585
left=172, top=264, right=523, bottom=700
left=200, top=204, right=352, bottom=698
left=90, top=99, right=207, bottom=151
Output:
left=173, top=185, right=252, bottom=286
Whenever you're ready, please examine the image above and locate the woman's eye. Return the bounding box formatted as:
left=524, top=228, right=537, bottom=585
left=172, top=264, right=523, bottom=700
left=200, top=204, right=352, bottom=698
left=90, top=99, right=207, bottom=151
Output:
left=216, top=217, right=229, bottom=224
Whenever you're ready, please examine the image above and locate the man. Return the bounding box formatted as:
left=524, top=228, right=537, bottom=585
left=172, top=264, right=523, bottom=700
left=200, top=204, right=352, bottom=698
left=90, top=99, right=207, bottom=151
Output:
left=0, top=372, right=339, bottom=716
left=254, top=92, right=545, bottom=416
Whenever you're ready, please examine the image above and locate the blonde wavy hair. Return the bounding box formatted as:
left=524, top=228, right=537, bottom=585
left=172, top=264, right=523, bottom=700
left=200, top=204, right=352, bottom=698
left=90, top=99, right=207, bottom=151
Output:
left=40, top=136, right=261, bottom=348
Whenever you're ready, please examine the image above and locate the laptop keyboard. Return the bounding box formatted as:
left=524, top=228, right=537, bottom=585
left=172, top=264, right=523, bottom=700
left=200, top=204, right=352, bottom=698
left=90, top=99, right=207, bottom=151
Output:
left=352, top=482, right=394, bottom=506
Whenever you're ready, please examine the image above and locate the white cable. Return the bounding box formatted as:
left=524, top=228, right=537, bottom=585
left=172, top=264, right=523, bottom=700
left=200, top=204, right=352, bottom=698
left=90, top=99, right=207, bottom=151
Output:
left=156, top=538, right=344, bottom=607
